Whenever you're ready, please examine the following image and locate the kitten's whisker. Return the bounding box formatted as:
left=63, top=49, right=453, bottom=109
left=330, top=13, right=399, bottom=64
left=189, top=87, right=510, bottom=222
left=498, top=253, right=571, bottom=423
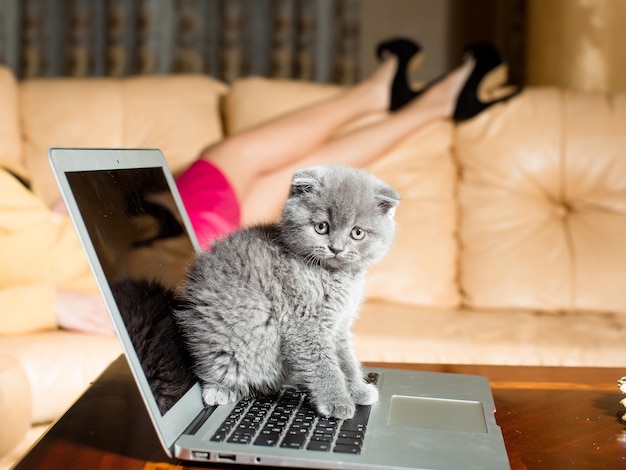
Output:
left=305, top=253, right=321, bottom=268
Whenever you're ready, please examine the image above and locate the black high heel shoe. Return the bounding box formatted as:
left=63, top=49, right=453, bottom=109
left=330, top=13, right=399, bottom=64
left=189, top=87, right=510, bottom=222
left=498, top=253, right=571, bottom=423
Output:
left=453, top=43, right=522, bottom=122
left=376, top=37, right=425, bottom=111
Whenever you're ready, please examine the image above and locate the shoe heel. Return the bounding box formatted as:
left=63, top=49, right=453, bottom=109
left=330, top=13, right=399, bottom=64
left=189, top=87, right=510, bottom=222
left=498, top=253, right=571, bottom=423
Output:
left=376, top=37, right=424, bottom=111
left=453, top=43, right=521, bottom=122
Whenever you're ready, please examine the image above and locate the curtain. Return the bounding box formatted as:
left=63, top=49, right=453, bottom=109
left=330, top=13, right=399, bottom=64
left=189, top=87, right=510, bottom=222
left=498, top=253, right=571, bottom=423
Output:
left=0, top=0, right=360, bottom=84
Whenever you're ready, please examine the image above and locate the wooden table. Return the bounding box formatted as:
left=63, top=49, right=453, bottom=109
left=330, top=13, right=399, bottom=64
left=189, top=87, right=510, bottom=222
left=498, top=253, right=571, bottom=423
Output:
left=15, top=357, right=626, bottom=469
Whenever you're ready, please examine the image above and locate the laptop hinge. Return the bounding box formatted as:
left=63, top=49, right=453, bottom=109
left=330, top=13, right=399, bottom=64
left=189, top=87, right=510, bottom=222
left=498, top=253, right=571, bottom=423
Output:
left=183, top=406, right=217, bottom=436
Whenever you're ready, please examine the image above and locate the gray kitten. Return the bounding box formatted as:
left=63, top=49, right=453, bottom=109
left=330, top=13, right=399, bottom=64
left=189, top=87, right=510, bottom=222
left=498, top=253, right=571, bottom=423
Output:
left=175, top=165, right=399, bottom=419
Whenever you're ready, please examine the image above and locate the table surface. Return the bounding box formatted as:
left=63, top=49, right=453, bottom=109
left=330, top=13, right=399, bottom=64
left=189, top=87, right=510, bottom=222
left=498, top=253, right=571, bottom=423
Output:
left=15, top=356, right=626, bottom=470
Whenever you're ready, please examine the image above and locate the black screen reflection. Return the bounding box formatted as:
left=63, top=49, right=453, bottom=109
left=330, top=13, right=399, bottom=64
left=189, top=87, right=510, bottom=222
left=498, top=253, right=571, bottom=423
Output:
left=67, top=168, right=196, bottom=415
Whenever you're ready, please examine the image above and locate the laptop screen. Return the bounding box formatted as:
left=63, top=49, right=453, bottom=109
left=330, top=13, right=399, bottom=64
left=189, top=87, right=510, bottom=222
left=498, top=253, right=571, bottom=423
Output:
left=66, top=167, right=197, bottom=415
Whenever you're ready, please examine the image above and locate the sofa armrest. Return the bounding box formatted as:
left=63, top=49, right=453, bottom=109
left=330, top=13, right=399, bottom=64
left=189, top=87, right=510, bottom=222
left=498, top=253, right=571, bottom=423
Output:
left=0, top=331, right=122, bottom=424
left=0, top=354, right=31, bottom=458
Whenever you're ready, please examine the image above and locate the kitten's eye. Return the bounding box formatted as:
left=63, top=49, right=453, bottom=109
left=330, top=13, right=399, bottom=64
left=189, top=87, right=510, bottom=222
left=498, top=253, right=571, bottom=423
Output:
left=350, top=226, right=366, bottom=240
left=314, top=222, right=329, bottom=235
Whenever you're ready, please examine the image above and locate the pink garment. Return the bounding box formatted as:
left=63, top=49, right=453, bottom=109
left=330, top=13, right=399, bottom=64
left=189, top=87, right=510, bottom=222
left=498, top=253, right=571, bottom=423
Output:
left=176, top=159, right=241, bottom=249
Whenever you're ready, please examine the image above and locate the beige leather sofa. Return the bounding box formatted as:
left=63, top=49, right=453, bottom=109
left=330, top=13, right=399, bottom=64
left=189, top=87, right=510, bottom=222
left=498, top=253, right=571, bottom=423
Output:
left=1, top=66, right=626, bottom=466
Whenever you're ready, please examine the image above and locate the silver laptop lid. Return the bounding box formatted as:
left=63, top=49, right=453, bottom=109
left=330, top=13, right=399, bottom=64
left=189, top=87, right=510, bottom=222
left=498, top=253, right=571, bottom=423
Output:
left=49, top=147, right=206, bottom=454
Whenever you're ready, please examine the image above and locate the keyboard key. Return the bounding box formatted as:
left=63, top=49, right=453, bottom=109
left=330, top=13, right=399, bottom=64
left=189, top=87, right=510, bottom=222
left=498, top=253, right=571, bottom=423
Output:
left=287, top=426, right=310, bottom=435
left=333, top=444, right=362, bottom=454
left=209, top=431, right=227, bottom=442
left=262, top=424, right=284, bottom=434
left=340, top=405, right=371, bottom=432
left=335, top=437, right=363, bottom=448
left=280, top=434, right=307, bottom=449
left=253, top=432, right=280, bottom=447
left=227, top=432, right=253, bottom=444
left=307, top=440, right=331, bottom=452
left=316, top=418, right=339, bottom=431
left=235, top=423, right=256, bottom=433
left=310, top=433, right=334, bottom=442
left=338, top=430, right=364, bottom=440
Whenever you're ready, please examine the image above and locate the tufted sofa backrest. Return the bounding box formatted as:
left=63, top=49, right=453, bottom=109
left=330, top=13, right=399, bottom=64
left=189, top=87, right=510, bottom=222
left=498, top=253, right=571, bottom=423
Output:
left=2, top=65, right=626, bottom=315
left=456, top=88, right=626, bottom=314
left=18, top=73, right=228, bottom=206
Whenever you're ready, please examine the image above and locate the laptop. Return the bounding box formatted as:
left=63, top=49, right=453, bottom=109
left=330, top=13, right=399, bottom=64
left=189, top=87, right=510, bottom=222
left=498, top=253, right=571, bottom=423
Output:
left=49, top=147, right=510, bottom=470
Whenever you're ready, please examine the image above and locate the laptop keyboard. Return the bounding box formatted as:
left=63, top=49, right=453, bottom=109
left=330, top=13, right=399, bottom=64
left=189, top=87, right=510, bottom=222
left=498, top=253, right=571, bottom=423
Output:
left=209, top=373, right=377, bottom=455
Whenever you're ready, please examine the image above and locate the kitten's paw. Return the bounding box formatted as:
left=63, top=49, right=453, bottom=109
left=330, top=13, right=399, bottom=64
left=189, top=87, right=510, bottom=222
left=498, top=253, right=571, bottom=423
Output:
left=202, top=384, right=237, bottom=406
left=316, top=397, right=356, bottom=420
left=351, top=383, right=379, bottom=405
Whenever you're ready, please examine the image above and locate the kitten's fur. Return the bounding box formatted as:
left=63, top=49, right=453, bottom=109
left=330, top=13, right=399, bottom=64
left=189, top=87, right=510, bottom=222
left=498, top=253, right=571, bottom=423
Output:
left=175, top=166, right=399, bottom=419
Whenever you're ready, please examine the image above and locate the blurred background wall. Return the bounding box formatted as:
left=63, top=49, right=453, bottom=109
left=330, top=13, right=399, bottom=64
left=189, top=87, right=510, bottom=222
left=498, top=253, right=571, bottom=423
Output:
left=359, top=0, right=525, bottom=86
left=0, top=0, right=624, bottom=92
left=526, top=0, right=626, bottom=92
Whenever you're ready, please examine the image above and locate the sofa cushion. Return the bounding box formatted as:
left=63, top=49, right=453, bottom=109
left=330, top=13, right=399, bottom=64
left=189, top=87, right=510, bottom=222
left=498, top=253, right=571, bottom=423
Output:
left=20, top=74, right=228, bottom=206
left=456, top=88, right=626, bottom=314
left=224, top=77, right=459, bottom=308
left=0, top=332, right=121, bottom=423
left=355, top=300, right=626, bottom=366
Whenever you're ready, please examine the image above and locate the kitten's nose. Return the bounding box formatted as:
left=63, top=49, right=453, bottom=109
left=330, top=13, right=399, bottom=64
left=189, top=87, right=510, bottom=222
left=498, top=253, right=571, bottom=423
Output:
left=329, top=246, right=344, bottom=255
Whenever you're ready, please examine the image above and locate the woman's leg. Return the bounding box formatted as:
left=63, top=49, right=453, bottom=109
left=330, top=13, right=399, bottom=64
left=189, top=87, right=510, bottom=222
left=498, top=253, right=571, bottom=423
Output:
left=284, top=60, right=473, bottom=168
left=240, top=58, right=475, bottom=224
left=201, top=56, right=398, bottom=201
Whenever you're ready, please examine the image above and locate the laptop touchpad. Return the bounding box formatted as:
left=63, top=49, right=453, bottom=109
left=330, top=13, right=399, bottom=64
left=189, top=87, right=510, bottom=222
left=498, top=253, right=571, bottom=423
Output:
left=388, top=396, right=488, bottom=433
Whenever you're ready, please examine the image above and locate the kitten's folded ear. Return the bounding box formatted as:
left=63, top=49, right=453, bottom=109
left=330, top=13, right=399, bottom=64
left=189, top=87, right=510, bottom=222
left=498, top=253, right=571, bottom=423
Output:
left=375, top=186, right=400, bottom=215
left=289, top=167, right=323, bottom=197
